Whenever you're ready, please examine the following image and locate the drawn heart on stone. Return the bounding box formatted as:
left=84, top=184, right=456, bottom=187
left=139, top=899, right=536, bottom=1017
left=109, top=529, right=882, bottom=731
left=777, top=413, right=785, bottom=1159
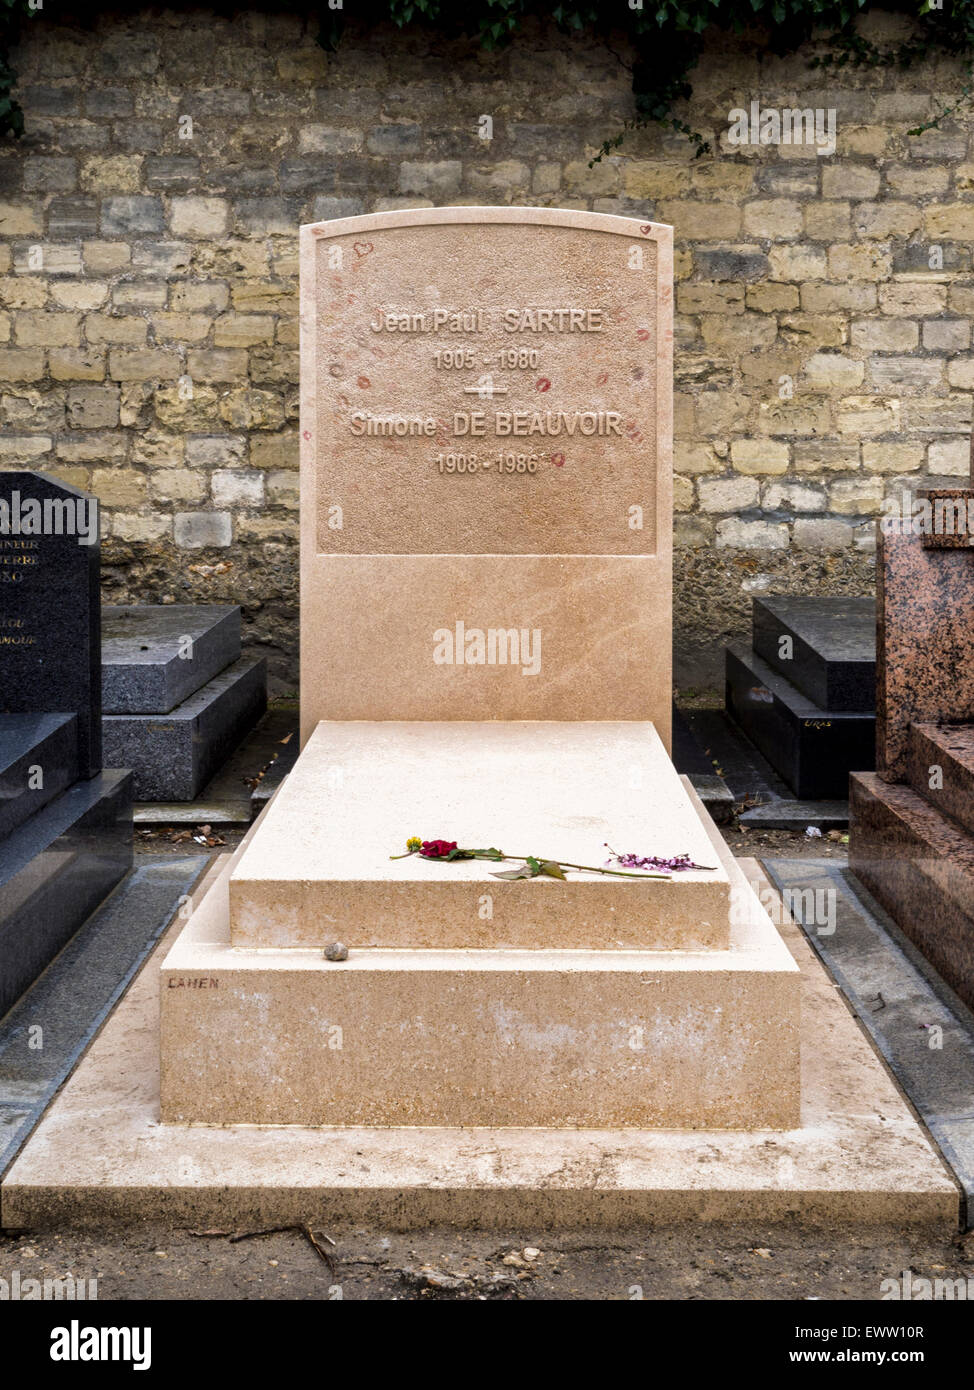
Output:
left=639, top=224, right=652, bottom=235
left=353, top=241, right=374, bottom=258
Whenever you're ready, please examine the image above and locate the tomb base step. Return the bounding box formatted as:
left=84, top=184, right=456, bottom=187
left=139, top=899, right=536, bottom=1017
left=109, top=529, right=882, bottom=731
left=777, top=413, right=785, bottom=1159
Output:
left=102, top=656, right=266, bottom=801
left=725, top=644, right=874, bottom=800
left=849, top=771, right=974, bottom=1013
left=2, top=859, right=955, bottom=1230
left=0, top=713, right=79, bottom=840
left=751, top=596, right=875, bottom=713
left=160, top=778, right=800, bottom=1130
left=101, top=604, right=241, bottom=715
left=906, top=722, right=974, bottom=836
left=0, top=769, right=133, bottom=1019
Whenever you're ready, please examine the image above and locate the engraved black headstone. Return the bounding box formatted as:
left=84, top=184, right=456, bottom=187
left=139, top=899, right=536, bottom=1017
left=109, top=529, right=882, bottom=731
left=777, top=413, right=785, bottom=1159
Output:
left=0, top=471, right=101, bottom=778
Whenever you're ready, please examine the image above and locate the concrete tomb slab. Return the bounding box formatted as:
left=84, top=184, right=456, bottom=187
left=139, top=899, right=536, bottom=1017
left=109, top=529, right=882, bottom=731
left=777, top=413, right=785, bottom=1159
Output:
left=164, top=778, right=796, bottom=1130
left=1, top=825, right=954, bottom=1229
left=102, top=656, right=267, bottom=801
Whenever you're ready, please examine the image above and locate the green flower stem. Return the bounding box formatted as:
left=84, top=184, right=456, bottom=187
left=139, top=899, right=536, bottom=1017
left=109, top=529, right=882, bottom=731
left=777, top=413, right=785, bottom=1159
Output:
left=504, top=857, right=669, bottom=879
left=390, top=847, right=668, bottom=878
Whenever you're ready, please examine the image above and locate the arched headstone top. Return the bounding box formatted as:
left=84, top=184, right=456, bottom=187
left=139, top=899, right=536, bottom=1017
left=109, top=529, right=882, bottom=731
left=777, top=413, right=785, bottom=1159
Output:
left=300, top=206, right=672, bottom=558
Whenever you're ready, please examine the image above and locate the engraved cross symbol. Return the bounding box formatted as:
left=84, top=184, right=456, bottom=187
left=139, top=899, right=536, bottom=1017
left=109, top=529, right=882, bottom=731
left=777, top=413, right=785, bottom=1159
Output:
left=463, top=373, right=508, bottom=400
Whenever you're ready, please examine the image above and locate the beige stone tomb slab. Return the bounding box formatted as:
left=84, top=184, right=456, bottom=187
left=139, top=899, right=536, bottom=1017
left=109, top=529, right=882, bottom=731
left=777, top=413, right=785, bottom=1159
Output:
left=1, top=839, right=955, bottom=1229
left=229, top=721, right=730, bottom=951
left=166, top=776, right=798, bottom=1129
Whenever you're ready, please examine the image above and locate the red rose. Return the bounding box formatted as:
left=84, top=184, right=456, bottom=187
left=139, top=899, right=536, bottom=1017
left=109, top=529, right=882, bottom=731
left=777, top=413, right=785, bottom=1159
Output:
left=420, top=839, right=457, bottom=859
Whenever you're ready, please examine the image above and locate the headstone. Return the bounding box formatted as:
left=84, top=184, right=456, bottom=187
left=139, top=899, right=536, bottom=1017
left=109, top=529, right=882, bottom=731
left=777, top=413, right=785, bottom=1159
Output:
left=915, top=441, right=974, bottom=550
left=850, top=429, right=974, bottom=1009
left=0, top=471, right=132, bottom=1017
left=0, top=471, right=101, bottom=778
left=298, top=207, right=673, bottom=738
left=874, top=525, right=974, bottom=781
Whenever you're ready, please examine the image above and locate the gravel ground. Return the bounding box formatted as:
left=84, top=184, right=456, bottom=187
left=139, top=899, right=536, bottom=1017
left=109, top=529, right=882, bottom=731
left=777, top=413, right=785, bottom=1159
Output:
left=1, top=1223, right=972, bottom=1301
left=723, top=825, right=850, bottom=861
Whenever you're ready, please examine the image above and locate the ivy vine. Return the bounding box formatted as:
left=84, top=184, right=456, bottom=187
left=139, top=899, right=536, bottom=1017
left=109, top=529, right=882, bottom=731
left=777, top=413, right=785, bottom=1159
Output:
left=1, top=0, right=30, bottom=137
left=1, top=0, right=972, bottom=148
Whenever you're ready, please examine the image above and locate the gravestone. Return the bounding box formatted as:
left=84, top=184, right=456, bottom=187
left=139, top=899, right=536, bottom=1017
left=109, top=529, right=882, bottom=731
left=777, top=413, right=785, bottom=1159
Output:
left=160, top=210, right=799, bottom=1133
left=850, top=439, right=974, bottom=1009
left=0, top=470, right=131, bottom=1017
left=4, top=220, right=958, bottom=1231
left=0, top=472, right=101, bottom=777
left=299, top=207, right=673, bottom=736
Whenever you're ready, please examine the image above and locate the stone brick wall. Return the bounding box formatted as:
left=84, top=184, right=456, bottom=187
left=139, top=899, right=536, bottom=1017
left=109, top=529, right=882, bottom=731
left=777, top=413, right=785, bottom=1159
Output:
left=1, top=8, right=972, bottom=688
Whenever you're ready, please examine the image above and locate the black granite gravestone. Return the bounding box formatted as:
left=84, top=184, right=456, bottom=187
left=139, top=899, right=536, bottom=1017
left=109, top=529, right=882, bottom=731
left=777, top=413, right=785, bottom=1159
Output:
left=0, top=471, right=101, bottom=777
left=0, top=470, right=131, bottom=1019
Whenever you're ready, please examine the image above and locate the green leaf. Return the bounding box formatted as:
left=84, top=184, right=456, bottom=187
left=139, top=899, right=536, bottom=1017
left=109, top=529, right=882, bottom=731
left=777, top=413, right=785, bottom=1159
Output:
left=539, top=860, right=567, bottom=880
left=491, top=865, right=537, bottom=880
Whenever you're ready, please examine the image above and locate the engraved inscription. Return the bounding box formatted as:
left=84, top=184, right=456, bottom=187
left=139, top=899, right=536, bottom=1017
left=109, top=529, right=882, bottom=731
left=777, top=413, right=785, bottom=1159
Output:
left=0, top=617, right=35, bottom=646
left=314, top=220, right=659, bottom=555
left=0, top=537, right=39, bottom=587
left=369, top=307, right=604, bottom=334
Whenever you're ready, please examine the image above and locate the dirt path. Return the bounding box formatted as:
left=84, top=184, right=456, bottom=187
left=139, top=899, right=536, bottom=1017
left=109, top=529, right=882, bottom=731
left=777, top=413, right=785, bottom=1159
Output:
left=2, top=1223, right=971, bottom=1301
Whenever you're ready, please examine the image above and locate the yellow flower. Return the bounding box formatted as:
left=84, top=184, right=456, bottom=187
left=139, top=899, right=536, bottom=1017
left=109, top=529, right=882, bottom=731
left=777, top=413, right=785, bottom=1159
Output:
left=406, top=836, right=422, bottom=852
